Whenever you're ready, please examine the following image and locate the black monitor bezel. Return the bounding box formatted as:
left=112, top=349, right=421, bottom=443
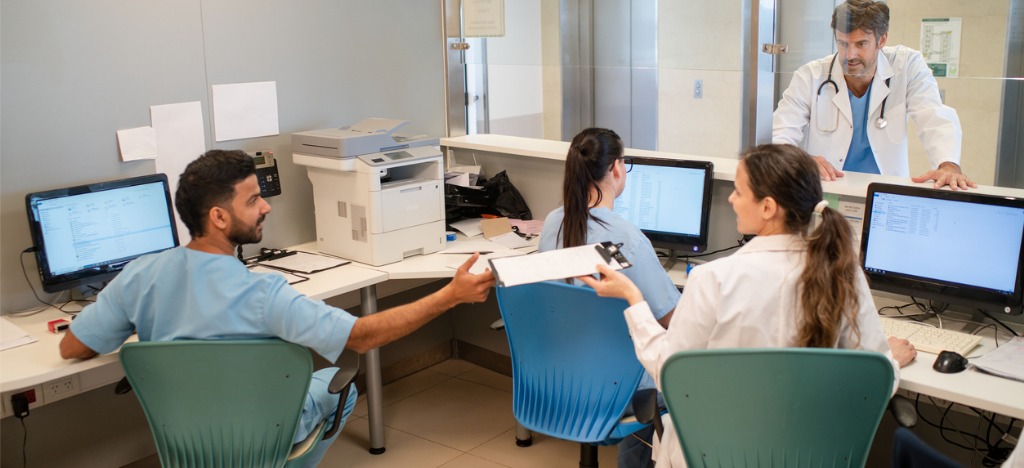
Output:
left=860, top=183, right=1024, bottom=315
left=25, top=173, right=180, bottom=293
left=619, top=157, right=715, bottom=253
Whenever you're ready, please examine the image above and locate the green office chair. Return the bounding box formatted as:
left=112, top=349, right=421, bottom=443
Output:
left=120, top=339, right=356, bottom=468
left=660, top=348, right=894, bottom=468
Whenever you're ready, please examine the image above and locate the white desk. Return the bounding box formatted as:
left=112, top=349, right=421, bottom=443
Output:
left=0, top=263, right=388, bottom=424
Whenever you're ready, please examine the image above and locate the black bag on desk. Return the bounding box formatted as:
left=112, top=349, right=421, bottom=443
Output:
left=444, top=170, right=532, bottom=223
left=483, top=171, right=532, bottom=220
left=445, top=184, right=492, bottom=223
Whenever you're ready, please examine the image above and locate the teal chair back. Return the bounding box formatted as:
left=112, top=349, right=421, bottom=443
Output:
left=496, top=281, right=648, bottom=444
left=660, top=348, right=894, bottom=468
left=120, top=339, right=315, bottom=468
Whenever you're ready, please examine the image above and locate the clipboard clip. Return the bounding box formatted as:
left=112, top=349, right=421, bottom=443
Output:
left=596, top=242, right=631, bottom=269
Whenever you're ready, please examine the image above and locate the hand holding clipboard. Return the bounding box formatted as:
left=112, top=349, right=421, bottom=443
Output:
left=487, top=242, right=631, bottom=287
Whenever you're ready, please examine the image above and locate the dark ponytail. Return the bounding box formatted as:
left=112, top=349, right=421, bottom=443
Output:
left=741, top=144, right=861, bottom=348
left=561, top=128, right=624, bottom=248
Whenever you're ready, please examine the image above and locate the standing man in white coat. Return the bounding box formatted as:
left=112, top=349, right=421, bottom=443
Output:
left=773, top=0, right=975, bottom=190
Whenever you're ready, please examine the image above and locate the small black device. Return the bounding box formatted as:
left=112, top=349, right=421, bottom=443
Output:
left=250, top=150, right=282, bottom=198
left=932, top=350, right=969, bottom=374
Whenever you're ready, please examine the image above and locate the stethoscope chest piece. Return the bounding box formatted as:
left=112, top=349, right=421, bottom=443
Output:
left=876, top=118, right=888, bottom=129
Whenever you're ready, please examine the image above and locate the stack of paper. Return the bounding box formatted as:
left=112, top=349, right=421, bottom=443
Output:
left=1, top=317, right=37, bottom=351
left=971, top=337, right=1024, bottom=382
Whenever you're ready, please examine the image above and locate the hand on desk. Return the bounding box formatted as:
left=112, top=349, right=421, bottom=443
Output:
left=888, top=336, right=917, bottom=368
left=911, top=162, right=976, bottom=191
left=812, top=156, right=844, bottom=182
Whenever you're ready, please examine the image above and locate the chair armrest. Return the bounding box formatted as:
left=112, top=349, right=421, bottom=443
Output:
left=323, top=353, right=360, bottom=440
left=631, top=388, right=664, bottom=439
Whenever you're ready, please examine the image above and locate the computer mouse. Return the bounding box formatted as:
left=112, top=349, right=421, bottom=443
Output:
left=932, top=350, right=969, bottom=374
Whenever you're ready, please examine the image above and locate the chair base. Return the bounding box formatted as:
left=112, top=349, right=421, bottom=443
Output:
left=369, top=446, right=386, bottom=455
left=516, top=437, right=533, bottom=447
left=580, top=443, right=598, bottom=468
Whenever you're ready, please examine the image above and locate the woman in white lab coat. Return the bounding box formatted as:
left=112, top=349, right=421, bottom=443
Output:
left=580, top=144, right=916, bottom=467
left=772, top=45, right=961, bottom=178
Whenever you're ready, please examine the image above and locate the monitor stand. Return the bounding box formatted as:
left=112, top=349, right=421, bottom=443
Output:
left=662, top=249, right=679, bottom=272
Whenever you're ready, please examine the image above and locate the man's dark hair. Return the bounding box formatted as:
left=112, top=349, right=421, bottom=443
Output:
left=832, top=0, right=890, bottom=38
left=175, top=149, right=256, bottom=238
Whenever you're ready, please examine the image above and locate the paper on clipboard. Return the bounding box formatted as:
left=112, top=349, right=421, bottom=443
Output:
left=488, top=242, right=630, bottom=287
left=258, top=251, right=349, bottom=274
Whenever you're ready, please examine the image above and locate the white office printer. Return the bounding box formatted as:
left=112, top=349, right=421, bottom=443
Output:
left=292, top=118, right=445, bottom=266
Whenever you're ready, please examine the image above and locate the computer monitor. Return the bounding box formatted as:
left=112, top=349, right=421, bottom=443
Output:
left=25, top=173, right=180, bottom=293
left=861, top=183, right=1024, bottom=315
left=613, top=157, right=714, bottom=253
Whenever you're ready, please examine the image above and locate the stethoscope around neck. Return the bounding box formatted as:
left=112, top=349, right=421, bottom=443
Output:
left=815, top=53, right=891, bottom=133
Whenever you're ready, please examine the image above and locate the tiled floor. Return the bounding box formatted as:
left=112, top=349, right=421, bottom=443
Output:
left=322, top=359, right=617, bottom=467
left=126, top=359, right=619, bottom=467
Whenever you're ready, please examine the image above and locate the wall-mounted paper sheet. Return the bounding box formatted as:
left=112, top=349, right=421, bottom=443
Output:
left=116, top=126, right=158, bottom=161
left=212, top=81, right=279, bottom=142
left=151, top=101, right=206, bottom=243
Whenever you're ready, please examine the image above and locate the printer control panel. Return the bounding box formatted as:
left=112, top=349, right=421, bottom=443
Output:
left=366, top=150, right=414, bottom=165
left=359, top=148, right=435, bottom=167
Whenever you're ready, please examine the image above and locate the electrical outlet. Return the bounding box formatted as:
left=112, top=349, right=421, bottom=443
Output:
left=42, top=375, right=79, bottom=404
left=694, top=79, right=703, bottom=99
left=1, top=386, right=44, bottom=418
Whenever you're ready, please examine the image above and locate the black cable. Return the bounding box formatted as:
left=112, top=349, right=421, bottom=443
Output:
left=878, top=301, right=930, bottom=316
left=20, top=248, right=60, bottom=309
left=915, top=395, right=987, bottom=452
left=679, top=244, right=742, bottom=260
left=971, top=323, right=1000, bottom=347
left=977, top=308, right=1021, bottom=338
left=21, top=416, right=27, bottom=468
left=20, top=248, right=96, bottom=315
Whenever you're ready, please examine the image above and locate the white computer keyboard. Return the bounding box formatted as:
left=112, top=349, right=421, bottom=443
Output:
left=879, top=316, right=982, bottom=356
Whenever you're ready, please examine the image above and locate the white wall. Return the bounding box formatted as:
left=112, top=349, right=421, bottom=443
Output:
left=482, top=0, right=544, bottom=137
left=887, top=0, right=1010, bottom=185
left=658, top=1, right=745, bottom=158
left=0, top=1, right=446, bottom=465
left=0, top=0, right=446, bottom=314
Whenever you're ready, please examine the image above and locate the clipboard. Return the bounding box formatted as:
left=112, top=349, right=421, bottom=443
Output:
left=256, top=250, right=350, bottom=274
left=487, top=241, right=631, bottom=287
left=248, top=264, right=309, bottom=285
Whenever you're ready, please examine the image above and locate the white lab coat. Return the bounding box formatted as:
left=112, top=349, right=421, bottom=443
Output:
left=773, top=45, right=962, bottom=177
left=623, top=235, right=899, bottom=468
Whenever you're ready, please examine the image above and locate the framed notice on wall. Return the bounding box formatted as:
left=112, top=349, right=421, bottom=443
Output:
left=463, top=0, right=505, bottom=38
left=920, top=18, right=962, bottom=78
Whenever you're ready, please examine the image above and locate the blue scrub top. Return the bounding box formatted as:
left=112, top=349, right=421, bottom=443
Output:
left=843, top=84, right=881, bottom=174
left=70, top=247, right=356, bottom=363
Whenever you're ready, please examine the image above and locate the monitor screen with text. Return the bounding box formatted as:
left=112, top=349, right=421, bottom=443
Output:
left=26, top=174, right=179, bottom=292
left=613, top=158, right=714, bottom=253
left=861, top=183, right=1024, bottom=314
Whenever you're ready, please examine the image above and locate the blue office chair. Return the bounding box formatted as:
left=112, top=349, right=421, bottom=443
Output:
left=496, top=281, right=653, bottom=468
left=660, top=348, right=894, bottom=468
left=120, top=339, right=356, bottom=468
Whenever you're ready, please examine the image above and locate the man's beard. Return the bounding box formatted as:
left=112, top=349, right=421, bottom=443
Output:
left=228, top=213, right=266, bottom=245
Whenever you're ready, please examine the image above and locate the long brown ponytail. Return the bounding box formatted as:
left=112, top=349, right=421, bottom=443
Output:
left=561, top=128, right=624, bottom=248
left=741, top=144, right=861, bottom=347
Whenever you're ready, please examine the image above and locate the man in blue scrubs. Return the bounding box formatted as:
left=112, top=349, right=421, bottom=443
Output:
left=59, top=149, right=495, bottom=466
left=773, top=0, right=975, bottom=190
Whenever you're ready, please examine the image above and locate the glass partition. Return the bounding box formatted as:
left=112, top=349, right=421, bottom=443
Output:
left=445, top=0, right=1024, bottom=187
